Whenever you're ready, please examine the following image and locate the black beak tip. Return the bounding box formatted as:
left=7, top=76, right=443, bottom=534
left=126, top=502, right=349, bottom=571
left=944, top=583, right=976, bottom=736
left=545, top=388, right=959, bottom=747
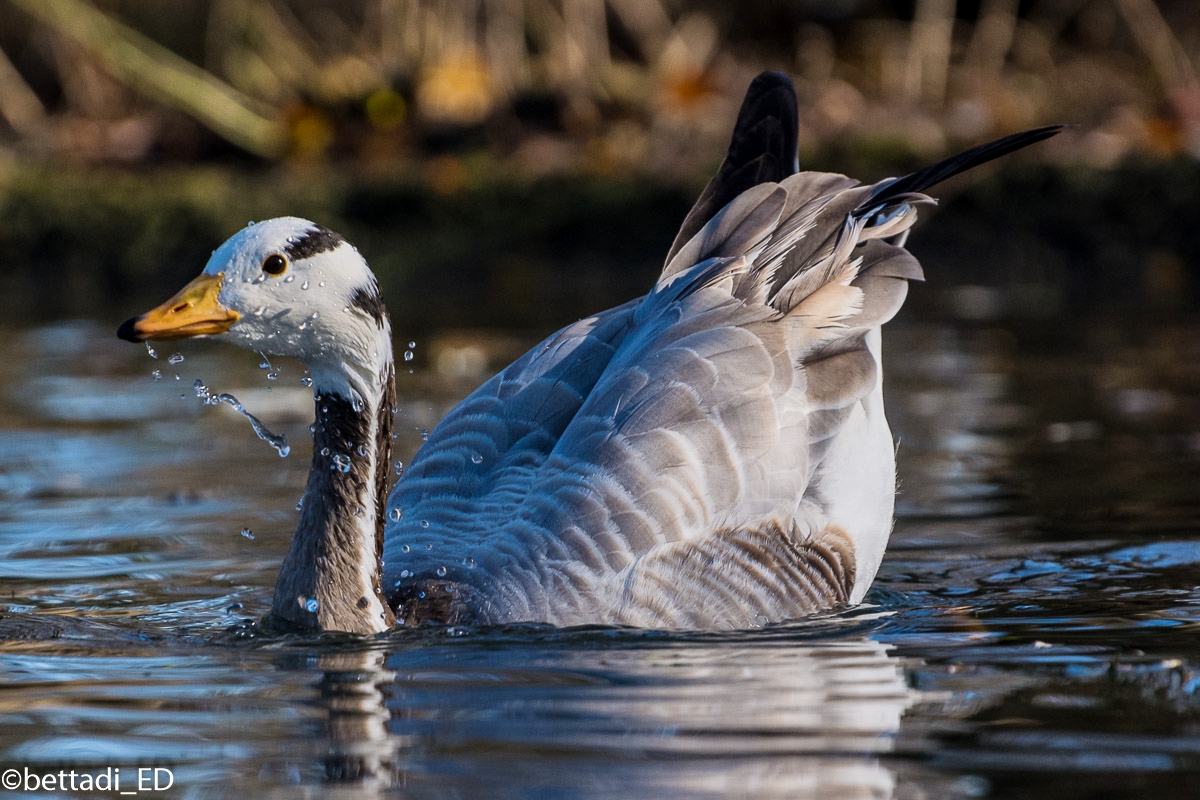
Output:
left=117, top=316, right=144, bottom=342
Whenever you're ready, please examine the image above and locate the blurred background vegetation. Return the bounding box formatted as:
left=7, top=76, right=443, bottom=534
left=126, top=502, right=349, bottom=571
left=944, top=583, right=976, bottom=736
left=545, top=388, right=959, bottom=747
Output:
left=0, top=0, right=1197, bottom=330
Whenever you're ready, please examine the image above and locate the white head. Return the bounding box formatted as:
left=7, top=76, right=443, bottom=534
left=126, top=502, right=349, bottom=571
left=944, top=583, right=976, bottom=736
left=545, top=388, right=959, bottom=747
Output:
left=119, top=217, right=393, bottom=403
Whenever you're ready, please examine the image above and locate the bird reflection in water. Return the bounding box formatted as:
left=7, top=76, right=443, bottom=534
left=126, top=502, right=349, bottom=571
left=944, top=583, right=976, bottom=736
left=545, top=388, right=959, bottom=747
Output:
left=300, top=629, right=913, bottom=798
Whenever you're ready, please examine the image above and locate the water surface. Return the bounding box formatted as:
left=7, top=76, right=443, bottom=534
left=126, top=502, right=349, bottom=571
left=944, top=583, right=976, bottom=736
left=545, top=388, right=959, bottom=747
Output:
left=0, top=315, right=1197, bottom=799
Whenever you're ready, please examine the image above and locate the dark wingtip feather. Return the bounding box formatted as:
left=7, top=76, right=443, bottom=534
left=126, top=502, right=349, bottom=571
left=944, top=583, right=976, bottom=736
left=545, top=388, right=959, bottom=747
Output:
left=666, top=71, right=800, bottom=264
left=865, top=125, right=1066, bottom=209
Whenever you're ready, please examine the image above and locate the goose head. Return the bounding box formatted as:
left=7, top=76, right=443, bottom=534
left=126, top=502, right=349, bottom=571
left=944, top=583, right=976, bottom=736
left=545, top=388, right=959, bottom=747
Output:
left=118, top=217, right=397, bottom=634
left=118, top=217, right=392, bottom=402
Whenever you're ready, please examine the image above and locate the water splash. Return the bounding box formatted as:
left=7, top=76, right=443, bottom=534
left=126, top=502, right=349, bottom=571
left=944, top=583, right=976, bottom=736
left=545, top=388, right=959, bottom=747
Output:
left=240, top=528, right=255, bottom=540
left=192, top=380, right=290, bottom=458
left=145, top=341, right=158, bottom=359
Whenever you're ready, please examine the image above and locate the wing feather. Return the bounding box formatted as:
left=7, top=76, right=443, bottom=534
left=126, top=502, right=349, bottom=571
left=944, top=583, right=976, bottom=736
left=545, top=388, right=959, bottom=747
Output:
left=382, top=76, right=1061, bottom=626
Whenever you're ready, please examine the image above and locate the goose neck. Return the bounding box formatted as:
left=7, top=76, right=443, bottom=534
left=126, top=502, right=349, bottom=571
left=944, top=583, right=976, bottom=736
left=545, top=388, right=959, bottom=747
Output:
left=269, top=365, right=397, bottom=634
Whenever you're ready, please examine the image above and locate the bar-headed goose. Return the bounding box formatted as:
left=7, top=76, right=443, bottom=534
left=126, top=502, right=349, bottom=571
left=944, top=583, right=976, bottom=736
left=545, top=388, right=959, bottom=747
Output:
left=119, top=73, right=1061, bottom=633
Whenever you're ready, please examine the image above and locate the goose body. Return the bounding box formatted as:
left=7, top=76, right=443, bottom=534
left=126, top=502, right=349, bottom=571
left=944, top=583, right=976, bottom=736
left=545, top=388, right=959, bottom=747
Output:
left=119, top=73, right=1060, bottom=634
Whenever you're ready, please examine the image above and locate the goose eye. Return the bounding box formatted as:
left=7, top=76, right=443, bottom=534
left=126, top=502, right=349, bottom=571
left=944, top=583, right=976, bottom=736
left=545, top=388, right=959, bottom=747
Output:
left=262, top=253, right=288, bottom=276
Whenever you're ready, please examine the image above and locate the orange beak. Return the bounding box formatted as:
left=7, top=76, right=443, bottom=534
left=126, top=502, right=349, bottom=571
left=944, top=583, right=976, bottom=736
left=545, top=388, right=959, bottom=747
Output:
left=117, top=272, right=240, bottom=342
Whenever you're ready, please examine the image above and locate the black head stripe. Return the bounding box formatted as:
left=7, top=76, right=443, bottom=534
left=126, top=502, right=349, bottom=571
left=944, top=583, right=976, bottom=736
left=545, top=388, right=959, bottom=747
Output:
left=284, top=224, right=345, bottom=261
left=349, top=283, right=387, bottom=328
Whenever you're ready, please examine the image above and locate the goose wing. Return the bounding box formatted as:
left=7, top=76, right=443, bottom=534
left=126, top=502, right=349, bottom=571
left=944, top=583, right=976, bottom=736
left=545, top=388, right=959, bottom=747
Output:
left=384, top=124, right=1064, bottom=627
left=383, top=176, right=918, bottom=625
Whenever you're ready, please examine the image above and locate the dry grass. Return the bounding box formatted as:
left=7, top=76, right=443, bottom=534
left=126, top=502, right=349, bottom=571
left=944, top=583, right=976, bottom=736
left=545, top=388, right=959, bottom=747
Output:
left=0, top=0, right=1197, bottom=177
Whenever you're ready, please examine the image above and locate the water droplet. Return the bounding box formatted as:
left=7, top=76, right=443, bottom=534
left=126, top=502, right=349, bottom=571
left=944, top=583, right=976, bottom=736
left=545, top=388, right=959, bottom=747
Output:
left=420, top=520, right=430, bottom=529
left=463, top=557, right=477, bottom=569
left=421, top=429, right=429, bottom=441
left=167, top=352, right=184, bottom=365
left=311, top=311, right=320, bottom=320
left=403, top=350, right=414, bottom=362
left=354, top=506, right=364, bottom=517
left=284, top=275, right=295, bottom=283
left=425, top=543, right=433, bottom=550
left=352, top=397, right=364, bottom=413
left=266, top=371, right=278, bottom=381
left=295, top=496, right=304, bottom=511
left=418, top=591, right=426, bottom=599
left=241, top=528, right=255, bottom=540
left=319, top=281, right=326, bottom=287
left=145, top=341, right=158, bottom=359
left=394, top=460, right=404, bottom=476
left=151, top=369, right=163, bottom=381
left=399, top=569, right=411, bottom=578
left=401, top=544, right=410, bottom=553
left=258, top=354, right=271, bottom=369
left=356, top=444, right=368, bottom=457
left=225, top=602, right=243, bottom=613
left=301, top=280, right=310, bottom=290
left=471, top=453, right=483, bottom=465
left=331, top=453, right=352, bottom=473
left=436, top=566, right=447, bottom=577
left=247, top=220, right=256, bottom=226
left=298, top=322, right=308, bottom=331
left=254, top=305, right=267, bottom=316
left=408, top=341, right=416, bottom=349
left=301, top=377, right=313, bottom=387
left=320, top=447, right=331, bottom=456
left=304, top=598, right=319, bottom=613
left=389, top=507, right=403, bottom=521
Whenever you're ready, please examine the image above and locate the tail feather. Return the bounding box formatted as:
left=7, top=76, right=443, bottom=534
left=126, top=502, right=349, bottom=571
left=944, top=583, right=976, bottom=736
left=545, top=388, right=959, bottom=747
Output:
left=660, top=73, right=1062, bottom=343
left=666, top=71, right=800, bottom=265
left=861, top=125, right=1066, bottom=211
